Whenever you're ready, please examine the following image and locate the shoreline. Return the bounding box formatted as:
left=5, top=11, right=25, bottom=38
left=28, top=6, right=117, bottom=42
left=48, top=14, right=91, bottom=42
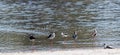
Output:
left=0, top=48, right=120, bottom=55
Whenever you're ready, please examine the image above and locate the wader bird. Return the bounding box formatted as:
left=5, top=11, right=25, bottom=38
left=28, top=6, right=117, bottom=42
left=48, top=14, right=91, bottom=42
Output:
left=103, top=43, right=113, bottom=49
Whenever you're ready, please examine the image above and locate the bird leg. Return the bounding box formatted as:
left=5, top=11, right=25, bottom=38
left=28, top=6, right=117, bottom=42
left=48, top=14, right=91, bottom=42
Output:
left=31, top=41, right=35, bottom=52
left=50, top=40, right=53, bottom=48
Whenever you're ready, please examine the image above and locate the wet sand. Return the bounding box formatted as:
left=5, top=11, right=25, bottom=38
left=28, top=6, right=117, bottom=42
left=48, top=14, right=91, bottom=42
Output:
left=0, top=48, right=120, bottom=55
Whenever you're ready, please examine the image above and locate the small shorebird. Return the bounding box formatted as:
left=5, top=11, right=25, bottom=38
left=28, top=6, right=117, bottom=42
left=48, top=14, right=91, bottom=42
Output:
left=29, top=35, right=36, bottom=52
left=72, top=31, right=78, bottom=40
left=29, top=35, right=36, bottom=41
left=72, top=31, right=78, bottom=47
left=61, top=32, right=69, bottom=38
left=103, top=43, right=113, bottom=49
left=61, top=32, right=69, bottom=45
left=47, top=32, right=56, bottom=40
left=91, top=29, right=97, bottom=37
left=47, top=32, right=56, bottom=47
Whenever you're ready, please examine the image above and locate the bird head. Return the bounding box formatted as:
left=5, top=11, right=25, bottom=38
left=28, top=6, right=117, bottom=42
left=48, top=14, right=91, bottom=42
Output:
left=103, top=43, right=106, bottom=46
left=74, top=31, right=77, bottom=35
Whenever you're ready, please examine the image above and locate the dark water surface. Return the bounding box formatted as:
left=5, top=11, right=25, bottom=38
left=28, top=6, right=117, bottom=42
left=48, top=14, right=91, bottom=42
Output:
left=0, top=0, right=120, bottom=52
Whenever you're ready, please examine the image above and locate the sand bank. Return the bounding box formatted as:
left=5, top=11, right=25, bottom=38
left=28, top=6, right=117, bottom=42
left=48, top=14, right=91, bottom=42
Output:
left=0, top=49, right=120, bottom=55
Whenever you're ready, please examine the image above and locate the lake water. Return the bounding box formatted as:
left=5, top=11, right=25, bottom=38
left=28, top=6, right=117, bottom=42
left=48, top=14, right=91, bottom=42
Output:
left=0, top=0, right=120, bottom=52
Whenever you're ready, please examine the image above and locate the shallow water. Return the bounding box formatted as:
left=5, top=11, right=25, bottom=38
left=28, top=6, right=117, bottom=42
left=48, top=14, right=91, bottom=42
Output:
left=0, top=0, right=120, bottom=52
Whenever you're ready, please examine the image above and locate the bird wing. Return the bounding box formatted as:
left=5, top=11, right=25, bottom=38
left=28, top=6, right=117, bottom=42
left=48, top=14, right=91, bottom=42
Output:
left=47, top=34, right=52, bottom=38
left=72, top=35, right=77, bottom=39
left=107, top=46, right=113, bottom=49
left=30, top=36, right=35, bottom=39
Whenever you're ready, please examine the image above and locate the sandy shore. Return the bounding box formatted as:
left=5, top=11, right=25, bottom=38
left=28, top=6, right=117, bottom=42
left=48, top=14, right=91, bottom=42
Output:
left=0, top=48, right=120, bottom=55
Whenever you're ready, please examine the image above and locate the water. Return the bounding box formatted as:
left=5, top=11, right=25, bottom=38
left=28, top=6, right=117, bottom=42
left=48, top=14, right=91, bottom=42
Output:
left=0, top=0, right=120, bottom=52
